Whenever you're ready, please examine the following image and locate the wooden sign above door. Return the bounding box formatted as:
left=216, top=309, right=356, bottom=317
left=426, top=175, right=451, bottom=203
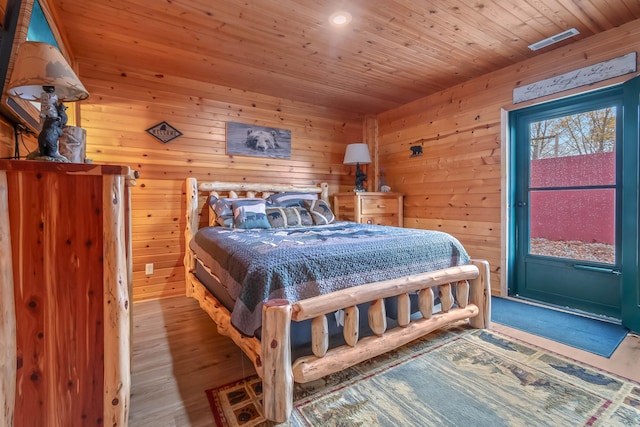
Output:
left=513, top=52, right=637, bottom=104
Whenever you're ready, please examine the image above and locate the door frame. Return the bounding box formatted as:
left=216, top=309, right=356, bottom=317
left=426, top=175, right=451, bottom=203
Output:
left=621, top=75, right=640, bottom=332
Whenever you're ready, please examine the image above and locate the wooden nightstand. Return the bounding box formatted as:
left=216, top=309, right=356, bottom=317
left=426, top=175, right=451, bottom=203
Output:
left=333, top=192, right=403, bottom=227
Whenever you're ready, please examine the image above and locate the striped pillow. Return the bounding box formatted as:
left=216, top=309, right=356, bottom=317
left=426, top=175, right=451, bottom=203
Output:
left=305, top=199, right=336, bottom=225
left=216, top=215, right=234, bottom=227
left=210, top=197, right=234, bottom=217
left=266, top=207, right=314, bottom=228
left=266, top=192, right=318, bottom=208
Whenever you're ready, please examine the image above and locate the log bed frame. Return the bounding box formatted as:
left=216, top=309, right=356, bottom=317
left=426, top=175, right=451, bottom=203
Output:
left=184, top=178, right=491, bottom=423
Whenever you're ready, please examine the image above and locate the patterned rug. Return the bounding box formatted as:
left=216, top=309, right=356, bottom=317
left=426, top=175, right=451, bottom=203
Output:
left=206, top=327, right=640, bottom=426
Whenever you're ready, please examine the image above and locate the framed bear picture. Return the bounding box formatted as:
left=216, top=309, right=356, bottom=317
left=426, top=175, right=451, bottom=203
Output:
left=226, top=122, right=292, bottom=159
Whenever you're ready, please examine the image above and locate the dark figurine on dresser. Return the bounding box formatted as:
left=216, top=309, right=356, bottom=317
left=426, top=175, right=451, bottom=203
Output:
left=28, top=101, right=69, bottom=162
left=355, top=167, right=367, bottom=192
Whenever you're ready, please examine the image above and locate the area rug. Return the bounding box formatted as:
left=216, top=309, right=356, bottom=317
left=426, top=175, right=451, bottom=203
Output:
left=206, top=327, right=640, bottom=426
left=491, top=297, right=629, bottom=358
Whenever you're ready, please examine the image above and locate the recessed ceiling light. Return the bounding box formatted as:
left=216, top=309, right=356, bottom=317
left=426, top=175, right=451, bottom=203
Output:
left=329, top=11, right=352, bottom=27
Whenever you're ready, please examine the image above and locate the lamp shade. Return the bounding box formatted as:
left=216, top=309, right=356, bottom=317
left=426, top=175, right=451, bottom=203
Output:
left=6, top=42, right=89, bottom=101
left=343, top=143, right=371, bottom=165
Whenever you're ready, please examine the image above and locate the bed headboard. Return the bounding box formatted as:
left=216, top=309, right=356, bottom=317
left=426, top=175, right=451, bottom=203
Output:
left=184, top=178, right=330, bottom=270
left=196, top=181, right=329, bottom=203
left=187, top=178, right=330, bottom=225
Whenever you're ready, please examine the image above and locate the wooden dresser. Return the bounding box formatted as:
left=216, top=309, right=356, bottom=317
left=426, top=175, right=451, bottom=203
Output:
left=0, top=160, right=133, bottom=427
left=333, top=192, right=404, bottom=227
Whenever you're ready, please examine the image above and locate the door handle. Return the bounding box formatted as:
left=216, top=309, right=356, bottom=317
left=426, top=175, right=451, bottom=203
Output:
left=517, top=201, right=527, bottom=207
left=573, top=264, right=621, bottom=275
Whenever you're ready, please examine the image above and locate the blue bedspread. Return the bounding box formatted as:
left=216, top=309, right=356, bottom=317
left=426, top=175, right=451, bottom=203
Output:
left=190, top=222, right=470, bottom=336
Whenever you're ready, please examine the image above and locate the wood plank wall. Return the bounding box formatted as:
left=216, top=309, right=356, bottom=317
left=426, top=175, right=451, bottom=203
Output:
left=75, top=59, right=363, bottom=301
left=377, top=19, right=640, bottom=294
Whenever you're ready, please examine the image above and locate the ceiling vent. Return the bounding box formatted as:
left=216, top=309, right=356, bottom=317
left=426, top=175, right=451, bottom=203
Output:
left=528, top=28, right=580, bottom=51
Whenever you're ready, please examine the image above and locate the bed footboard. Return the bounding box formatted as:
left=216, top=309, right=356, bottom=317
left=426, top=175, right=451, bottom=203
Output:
left=261, top=259, right=490, bottom=422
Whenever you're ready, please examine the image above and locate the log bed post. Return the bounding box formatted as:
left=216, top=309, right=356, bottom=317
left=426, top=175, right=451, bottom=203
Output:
left=344, top=306, right=359, bottom=346
left=468, top=259, right=491, bottom=329
left=319, top=182, right=329, bottom=204
left=262, top=300, right=293, bottom=423
left=0, top=170, right=16, bottom=427
left=184, top=178, right=199, bottom=298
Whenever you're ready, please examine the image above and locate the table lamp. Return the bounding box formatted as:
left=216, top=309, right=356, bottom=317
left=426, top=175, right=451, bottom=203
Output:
left=343, top=143, right=372, bottom=192
left=6, top=41, right=89, bottom=161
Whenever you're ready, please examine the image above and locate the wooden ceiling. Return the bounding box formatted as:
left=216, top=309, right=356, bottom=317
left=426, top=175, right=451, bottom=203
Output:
left=51, top=0, right=640, bottom=115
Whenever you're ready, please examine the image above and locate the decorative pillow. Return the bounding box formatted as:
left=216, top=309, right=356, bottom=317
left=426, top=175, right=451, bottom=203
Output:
left=232, top=199, right=271, bottom=229
left=266, top=192, right=318, bottom=208
left=216, top=215, right=234, bottom=227
left=305, top=199, right=336, bottom=225
left=210, top=197, right=235, bottom=218
left=210, top=197, right=264, bottom=224
left=266, top=207, right=314, bottom=228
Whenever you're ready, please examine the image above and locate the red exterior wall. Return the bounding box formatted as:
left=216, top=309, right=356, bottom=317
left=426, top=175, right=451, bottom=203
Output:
left=529, top=152, right=615, bottom=244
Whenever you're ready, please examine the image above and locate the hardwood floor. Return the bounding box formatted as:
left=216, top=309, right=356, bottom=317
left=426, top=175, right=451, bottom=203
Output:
left=129, top=296, right=640, bottom=426
left=129, top=297, right=256, bottom=427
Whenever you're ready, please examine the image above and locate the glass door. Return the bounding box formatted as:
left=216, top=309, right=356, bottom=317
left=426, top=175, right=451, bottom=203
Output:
left=511, top=90, right=622, bottom=318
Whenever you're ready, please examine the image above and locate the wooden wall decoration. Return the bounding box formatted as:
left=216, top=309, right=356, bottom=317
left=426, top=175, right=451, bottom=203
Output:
left=410, top=146, right=423, bottom=157
left=513, top=52, right=637, bottom=103
left=145, top=121, right=183, bottom=144
left=226, top=121, right=291, bottom=159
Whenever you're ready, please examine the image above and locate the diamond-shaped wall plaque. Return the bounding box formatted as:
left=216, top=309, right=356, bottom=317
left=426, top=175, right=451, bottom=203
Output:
left=146, top=121, right=183, bottom=144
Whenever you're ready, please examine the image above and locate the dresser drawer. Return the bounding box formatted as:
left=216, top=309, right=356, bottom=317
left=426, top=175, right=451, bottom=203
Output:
left=360, top=196, right=399, bottom=215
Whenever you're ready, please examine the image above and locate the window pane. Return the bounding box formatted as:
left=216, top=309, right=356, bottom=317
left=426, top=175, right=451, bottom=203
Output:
left=529, top=189, right=615, bottom=264
left=530, top=107, right=616, bottom=188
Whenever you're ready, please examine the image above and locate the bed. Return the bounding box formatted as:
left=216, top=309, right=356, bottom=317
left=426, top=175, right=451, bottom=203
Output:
left=184, top=178, right=491, bottom=423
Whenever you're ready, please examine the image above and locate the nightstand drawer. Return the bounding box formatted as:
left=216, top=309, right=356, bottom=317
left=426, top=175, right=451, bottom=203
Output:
left=360, top=197, right=399, bottom=215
